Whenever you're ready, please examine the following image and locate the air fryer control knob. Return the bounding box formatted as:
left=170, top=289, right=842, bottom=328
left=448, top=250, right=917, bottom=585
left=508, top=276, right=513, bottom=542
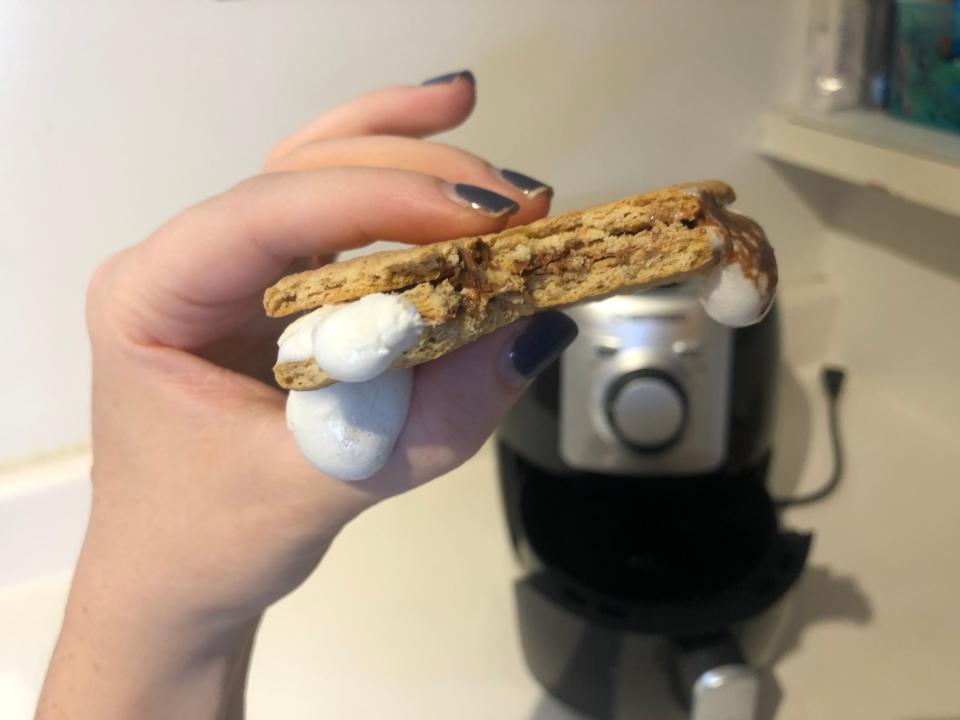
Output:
left=606, top=371, right=687, bottom=452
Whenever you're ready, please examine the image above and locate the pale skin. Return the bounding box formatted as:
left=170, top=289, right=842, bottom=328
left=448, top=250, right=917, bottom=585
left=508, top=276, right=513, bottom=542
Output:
left=35, top=77, right=554, bottom=719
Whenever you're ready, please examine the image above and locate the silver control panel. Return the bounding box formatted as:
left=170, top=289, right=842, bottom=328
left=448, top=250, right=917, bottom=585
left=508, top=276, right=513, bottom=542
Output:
left=559, top=283, right=732, bottom=475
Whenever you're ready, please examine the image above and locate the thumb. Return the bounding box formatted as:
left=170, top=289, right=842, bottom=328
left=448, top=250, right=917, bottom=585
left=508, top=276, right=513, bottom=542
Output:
left=368, top=311, right=579, bottom=492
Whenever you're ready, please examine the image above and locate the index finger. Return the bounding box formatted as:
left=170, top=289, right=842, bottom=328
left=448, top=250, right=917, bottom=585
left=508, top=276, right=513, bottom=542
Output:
left=103, top=169, right=522, bottom=349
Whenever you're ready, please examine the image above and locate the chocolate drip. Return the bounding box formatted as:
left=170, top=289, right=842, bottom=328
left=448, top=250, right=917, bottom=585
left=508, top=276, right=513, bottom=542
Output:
left=698, top=189, right=778, bottom=309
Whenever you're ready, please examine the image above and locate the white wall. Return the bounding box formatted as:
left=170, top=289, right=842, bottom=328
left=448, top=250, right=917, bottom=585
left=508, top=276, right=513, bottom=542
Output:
left=820, top=182, right=960, bottom=427
left=0, top=0, right=820, bottom=461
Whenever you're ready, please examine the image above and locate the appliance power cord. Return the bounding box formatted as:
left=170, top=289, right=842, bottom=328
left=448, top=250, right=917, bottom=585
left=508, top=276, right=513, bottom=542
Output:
left=774, top=366, right=847, bottom=508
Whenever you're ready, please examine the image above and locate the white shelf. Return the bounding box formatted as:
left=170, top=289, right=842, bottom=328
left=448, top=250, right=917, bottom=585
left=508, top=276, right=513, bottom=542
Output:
left=758, top=111, right=960, bottom=218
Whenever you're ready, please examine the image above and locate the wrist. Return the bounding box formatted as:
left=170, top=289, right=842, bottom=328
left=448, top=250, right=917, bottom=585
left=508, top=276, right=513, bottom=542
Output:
left=65, top=543, right=260, bottom=659
left=37, top=579, right=259, bottom=720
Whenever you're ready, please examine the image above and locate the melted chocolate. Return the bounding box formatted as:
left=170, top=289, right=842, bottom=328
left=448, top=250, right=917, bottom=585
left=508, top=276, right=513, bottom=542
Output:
left=698, top=189, right=778, bottom=312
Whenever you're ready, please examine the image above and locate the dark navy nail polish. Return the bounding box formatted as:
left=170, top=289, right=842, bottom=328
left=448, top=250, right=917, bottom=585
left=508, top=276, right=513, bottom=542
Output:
left=508, top=312, right=579, bottom=379
left=495, top=168, right=553, bottom=199
left=443, top=183, right=519, bottom=218
left=421, top=70, right=476, bottom=86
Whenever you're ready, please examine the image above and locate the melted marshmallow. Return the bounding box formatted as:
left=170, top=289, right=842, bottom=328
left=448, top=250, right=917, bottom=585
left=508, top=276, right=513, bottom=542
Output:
left=277, top=306, right=337, bottom=363
left=278, top=293, right=423, bottom=482
left=699, top=261, right=770, bottom=327
left=286, top=369, right=413, bottom=481
left=692, top=191, right=778, bottom=327
left=311, top=293, right=422, bottom=383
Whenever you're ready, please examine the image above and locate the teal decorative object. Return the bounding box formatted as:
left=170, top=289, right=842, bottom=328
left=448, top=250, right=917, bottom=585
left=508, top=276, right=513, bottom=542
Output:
left=890, top=0, right=960, bottom=132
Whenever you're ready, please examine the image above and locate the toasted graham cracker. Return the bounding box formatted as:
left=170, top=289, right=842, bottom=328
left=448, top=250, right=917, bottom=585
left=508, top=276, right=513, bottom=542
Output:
left=267, top=181, right=746, bottom=391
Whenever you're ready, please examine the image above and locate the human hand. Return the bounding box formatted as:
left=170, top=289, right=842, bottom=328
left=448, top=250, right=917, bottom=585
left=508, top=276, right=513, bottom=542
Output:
left=37, top=73, right=577, bottom=720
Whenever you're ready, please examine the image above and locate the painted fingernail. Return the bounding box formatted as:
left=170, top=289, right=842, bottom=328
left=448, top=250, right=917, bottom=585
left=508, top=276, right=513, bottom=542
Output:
left=443, top=183, right=519, bottom=218
left=494, top=168, right=553, bottom=199
left=421, top=70, right=476, bottom=86
left=506, top=312, right=579, bottom=382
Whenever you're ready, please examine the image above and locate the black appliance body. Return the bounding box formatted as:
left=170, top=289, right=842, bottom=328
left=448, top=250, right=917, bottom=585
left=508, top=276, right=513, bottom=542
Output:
left=497, top=282, right=811, bottom=720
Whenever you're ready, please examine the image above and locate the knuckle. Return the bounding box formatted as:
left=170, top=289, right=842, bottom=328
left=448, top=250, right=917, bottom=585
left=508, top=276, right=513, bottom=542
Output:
left=224, top=172, right=282, bottom=205
left=85, top=252, right=123, bottom=332
left=262, top=144, right=285, bottom=172
left=263, top=138, right=297, bottom=172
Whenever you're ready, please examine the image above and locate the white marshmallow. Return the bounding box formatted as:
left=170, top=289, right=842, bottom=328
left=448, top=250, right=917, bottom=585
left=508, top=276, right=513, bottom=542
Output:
left=285, top=368, right=413, bottom=482
left=277, top=306, right=338, bottom=362
left=278, top=293, right=423, bottom=482
left=311, top=293, right=422, bottom=383
left=698, top=262, right=772, bottom=328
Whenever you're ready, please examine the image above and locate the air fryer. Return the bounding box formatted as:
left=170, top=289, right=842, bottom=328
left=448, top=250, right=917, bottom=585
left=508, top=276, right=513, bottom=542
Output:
left=496, top=283, right=811, bottom=720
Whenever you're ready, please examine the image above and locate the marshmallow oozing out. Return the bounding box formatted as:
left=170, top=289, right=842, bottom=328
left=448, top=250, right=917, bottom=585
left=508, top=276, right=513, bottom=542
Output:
left=278, top=293, right=424, bottom=482
left=311, top=293, right=422, bottom=383
left=276, top=306, right=337, bottom=363
left=698, top=260, right=771, bottom=328
left=693, top=194, right=778, bottom=327
left=285, top=368, right=413, bottom=482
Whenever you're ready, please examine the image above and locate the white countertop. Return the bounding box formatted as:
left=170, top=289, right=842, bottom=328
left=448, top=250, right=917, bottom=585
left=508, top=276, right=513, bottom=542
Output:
left=3, top=363, right=959, bottom=719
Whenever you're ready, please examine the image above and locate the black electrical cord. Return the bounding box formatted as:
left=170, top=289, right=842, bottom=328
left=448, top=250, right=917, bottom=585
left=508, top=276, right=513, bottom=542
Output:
left=774, top=366, right=847, bottom=508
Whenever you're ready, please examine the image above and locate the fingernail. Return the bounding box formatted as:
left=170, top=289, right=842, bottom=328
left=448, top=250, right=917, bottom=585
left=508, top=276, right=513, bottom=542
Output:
left=421, top=70, right=476, bottom=86
left=443, top=183, right=519, bottom=218
left=506, top=312, right=579, bottom=383
left=494, top=168, right=553, bottom=199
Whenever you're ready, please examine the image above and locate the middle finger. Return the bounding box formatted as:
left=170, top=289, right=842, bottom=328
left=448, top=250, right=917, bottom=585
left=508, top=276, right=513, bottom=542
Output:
left=266, top=135, right=552, bottom=226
